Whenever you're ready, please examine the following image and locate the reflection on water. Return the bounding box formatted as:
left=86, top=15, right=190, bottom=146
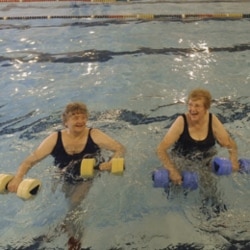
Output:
left=1, top=43, right=250, bottom=64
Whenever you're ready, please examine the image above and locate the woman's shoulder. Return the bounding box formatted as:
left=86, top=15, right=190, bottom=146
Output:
left=43, top=131, right=59, bottom=142
left=88, top=127, right=102, bottom=136
left=168, top=114, right=185, bottom=134
left=175, top=114, right=186, bottom=124
left=211, top=113, right=220, bottom=123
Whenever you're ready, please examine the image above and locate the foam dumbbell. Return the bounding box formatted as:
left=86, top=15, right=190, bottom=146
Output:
left=111, top=158, right=125, bottom=175
left=152, top=168, right=198, bottom=190
left=80, top=158, right=96, bottom=178
left=0, top=174, right=14, bottom=193
left=0, top=173, right=41, bottom=200
left=152, top=168, right=169, bottom=188
left=16, top=178, right=41, bottom=200
left=212, top=157, right=232, bottom=175
left=80, top=157, right=125, bottom=178
left=212, top=157, right=250, bottom=175
left=239, top=158, right=250, bottom=174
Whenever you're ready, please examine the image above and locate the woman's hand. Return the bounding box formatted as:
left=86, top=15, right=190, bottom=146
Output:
left=232, top=161, right=240, bottom=172
left=7, top=176, right=23, bottom=193
left=99, top=162, right=112, bottom=171
left=168, top=168, right=182, bottom=186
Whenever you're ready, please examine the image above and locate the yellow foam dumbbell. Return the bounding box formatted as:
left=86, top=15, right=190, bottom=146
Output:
left=0, top=174, right=14, bottom=193
left=111, top=158, right=125, bottom=175
left=0, top=173, right=41, bottom=200
left=80, top=158, right=96, bottom=178
left=80, top=158, right=125, bottom=177
left=17, top=178, right=42, bottom=200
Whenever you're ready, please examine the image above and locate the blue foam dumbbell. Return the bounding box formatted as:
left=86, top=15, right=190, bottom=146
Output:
left=212, top=157, right=250, bottom=175
left=152, top=168, right=198, bottom=190
left=212, top=157, right=232, bottom=175
left=239, top=158, right=250, bottom=174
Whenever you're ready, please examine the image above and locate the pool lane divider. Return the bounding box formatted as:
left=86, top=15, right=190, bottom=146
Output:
left=0, top=13, right=250, bottom=20
left=0, top=0, right=122, bottom=1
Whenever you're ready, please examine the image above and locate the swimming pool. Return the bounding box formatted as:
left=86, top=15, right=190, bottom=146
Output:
left=0, top=0, right=250, bottom=249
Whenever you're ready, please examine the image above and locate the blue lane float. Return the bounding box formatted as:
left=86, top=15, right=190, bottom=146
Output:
left=152, top=168, right=199, bottom=190
left=212, top=157, right=250, bottom=175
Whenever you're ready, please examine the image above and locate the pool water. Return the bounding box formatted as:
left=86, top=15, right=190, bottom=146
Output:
left=0, top=1, right=250, bottom=249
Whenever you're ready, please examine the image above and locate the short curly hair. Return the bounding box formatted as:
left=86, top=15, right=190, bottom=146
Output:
left=62, top=102, right=89, bottom=125
left=187, top=88, right=212, bottom=109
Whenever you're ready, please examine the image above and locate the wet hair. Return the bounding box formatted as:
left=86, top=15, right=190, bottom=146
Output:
left=62, top=102, right=89, bottom=125
left=187, top=88, right=212, bottom=109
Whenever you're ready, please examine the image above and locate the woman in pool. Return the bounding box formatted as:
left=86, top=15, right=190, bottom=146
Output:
left=7, top=101, right=125, bottom=249
left=8, top=101, right=125, bottom=191
left=157, top=88, right=239, bottom=186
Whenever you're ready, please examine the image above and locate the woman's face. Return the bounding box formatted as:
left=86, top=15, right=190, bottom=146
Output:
left=65, top=112, right=88, bottom=132
left=187, top=98, right=207, bottom=122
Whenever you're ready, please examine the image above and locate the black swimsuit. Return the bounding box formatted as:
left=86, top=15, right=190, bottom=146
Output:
left=51, top=129, right=100, bottom=168
left=51, top=129, right=103, bottom=182
left=173, top=113, right=216, bottom=157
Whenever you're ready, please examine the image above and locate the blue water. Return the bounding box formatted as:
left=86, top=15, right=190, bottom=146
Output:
left=0, top=1, right=250, bottom=249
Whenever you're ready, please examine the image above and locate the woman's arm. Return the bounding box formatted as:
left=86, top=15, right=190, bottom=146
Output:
left=90, top=129, right=126, bottom=170
left=156, top=116, right=184, bottom=185
left=212, top=114, right=239, bottom=171
left=7, top=132, right=58, bottom=192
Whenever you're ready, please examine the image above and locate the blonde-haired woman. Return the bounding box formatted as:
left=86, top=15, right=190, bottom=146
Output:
left=157, top=88, right=239, bottom=186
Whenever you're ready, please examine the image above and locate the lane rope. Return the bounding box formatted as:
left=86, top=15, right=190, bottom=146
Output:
left=0, top=13, right=249, bottom=20
left=0, top=0, right=249, bottom=2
